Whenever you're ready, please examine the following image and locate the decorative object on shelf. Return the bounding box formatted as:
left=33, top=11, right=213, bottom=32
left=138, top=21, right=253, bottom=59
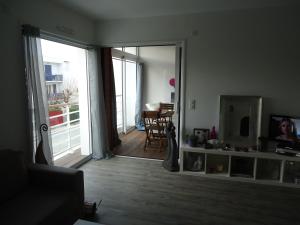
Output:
left=184, top=152, right=204, bottom=171
left=207, top=126, right=219, bottom=148
left=194, top=128, right=210, bottom=145
left=216, top=164, right=224, bottom=172
left=207, top=139, right=220, bottom=148
left=204, top=143, right=213, bottom=149
left=35, top=123, right=49, bottom=165
left=163, top=122, right=179, bottom=172
left=210, top=126, right=217, bottom=139
left=222, top=143, right=231, bottom=151
left=192, top=155, right=203, bottom=171
left=219, top=95, right=262, bottom=147
left=188, top=134, right=198, bottom=147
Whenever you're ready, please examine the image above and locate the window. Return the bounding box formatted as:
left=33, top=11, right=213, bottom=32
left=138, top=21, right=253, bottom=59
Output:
left=124, top=47, right=137, bottom=55
left=125, top=60, right=137, bottom=129
left=112, top=47, right=137, bottom=133
left=112, top=58, right=123, bottom=131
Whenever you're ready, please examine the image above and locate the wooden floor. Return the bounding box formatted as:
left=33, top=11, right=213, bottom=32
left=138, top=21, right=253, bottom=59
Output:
left=81, top=157, right=300, bottom=225
left=113, top=129, right=166, bottom=160
left=54, top=149, right=86, bottom=167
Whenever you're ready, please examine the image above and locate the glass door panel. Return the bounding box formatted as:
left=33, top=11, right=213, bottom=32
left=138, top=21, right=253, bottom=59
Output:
left=41, top=39, right=91, bottom=167
left=125, top=61, right=137, bottom=131
left=124, top=47, right=137, bottom=55
left=112, top=58, right=123, bottom=132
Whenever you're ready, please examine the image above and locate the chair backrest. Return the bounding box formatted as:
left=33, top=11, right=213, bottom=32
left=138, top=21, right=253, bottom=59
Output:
left=142, top=111, right=159, bottom=128
left=159, top=103, right=174, bottom=124
left=160, top=103, right=174, bottom=112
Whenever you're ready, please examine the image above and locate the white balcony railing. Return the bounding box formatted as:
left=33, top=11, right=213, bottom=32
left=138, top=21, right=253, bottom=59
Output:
left=49, top=104, right=81, bottom=159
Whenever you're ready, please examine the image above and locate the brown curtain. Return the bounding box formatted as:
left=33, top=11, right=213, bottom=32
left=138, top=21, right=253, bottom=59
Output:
left=99, top=48, right=121, bottom=151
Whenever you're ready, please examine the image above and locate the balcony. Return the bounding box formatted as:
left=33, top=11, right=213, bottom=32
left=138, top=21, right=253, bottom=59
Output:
left=49, top=104, right=82, bottom=165
left=48, top=93, right=64, bottom=102
left=46, top=74, right=63, bottom=82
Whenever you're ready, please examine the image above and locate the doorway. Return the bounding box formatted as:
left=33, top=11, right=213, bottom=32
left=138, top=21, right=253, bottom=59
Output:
left=40, top=39, right=91, bottom=167
left=112, top=45, right=181, bottom=160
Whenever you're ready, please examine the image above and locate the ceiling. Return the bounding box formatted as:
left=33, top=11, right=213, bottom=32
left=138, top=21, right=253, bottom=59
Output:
left=51, top=0, right=299, bottom=21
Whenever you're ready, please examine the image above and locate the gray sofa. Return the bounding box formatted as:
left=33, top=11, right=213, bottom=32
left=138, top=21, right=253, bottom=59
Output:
left=0, top=149, right=84, bottom=225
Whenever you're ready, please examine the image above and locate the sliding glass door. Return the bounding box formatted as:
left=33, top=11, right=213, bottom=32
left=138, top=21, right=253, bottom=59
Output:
left=40, top=39, right=91, bottom=166
left=113, top=58, right=123, bottom=132
left=125, top=60, right=137, bottom=130
left=112, top=48, right=137, bottom=134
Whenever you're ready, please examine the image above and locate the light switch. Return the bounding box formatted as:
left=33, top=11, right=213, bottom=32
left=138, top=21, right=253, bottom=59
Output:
left=189, top=99, right=196, bottom=110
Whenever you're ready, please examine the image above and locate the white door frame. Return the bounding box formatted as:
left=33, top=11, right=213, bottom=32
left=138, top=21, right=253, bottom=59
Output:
left=103, top=39, right=187, bottom=145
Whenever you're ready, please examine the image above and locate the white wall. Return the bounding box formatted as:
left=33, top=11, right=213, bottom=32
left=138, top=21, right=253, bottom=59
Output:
left=0, top=0, right=95, bottom=154
left=97, top=5, right=300, bottom=136
left=139, top=46, right=176, bottom=107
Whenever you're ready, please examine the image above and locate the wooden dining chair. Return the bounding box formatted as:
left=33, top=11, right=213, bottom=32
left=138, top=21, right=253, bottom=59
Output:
left=159, top=103, right=175, bottom=127
left=159, top=103, right=174, bottom=113
left=142, top=111, right=167, bottom=152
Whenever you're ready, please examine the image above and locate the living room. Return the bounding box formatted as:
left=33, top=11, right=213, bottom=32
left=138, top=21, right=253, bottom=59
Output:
left=1, top=0, right=300, bottom=225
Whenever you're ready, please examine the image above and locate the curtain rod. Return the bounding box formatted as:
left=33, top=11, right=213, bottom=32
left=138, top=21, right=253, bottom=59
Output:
left=40, top=29, right=95, bottom=50
left=100, top=39, right=184, bottom=48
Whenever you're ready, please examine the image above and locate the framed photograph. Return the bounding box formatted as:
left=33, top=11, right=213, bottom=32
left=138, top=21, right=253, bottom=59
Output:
left=194, top=128, right=210, bottom=145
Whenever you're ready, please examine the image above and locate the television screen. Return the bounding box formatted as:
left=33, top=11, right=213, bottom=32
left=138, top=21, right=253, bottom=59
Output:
left=269, top=115, right=300, bottom=143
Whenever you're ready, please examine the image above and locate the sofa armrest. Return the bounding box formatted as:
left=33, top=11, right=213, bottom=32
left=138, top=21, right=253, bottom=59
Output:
left=28, top=164, right=84, bottom=205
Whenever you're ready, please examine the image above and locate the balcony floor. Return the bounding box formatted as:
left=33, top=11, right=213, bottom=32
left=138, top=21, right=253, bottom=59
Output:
left=54, top=149, right=87, bottom=167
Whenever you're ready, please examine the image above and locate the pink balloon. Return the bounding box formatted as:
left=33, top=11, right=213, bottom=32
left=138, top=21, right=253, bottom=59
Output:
left=169, top=78, right=175, bottom=87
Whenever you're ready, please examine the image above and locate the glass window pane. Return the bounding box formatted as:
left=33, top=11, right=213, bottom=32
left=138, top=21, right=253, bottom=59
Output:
left=113, top=58, right=123, bottom=130
left=113, top=59, right=122, bottom=96
left=41, top=39, right=91, bottom=166
left=124, top=47, right=137, bottom=55
left=125, top=61, right=137, bottom=128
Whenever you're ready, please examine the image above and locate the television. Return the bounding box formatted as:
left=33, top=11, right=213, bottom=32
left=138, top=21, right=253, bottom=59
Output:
left=269, top=115, right=300, bottom=153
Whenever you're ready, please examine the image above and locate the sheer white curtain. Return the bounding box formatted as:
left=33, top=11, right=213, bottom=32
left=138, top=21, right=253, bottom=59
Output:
left=23, top=25, right=53, bottom=164
left=87, top=48, right=111, bottom=159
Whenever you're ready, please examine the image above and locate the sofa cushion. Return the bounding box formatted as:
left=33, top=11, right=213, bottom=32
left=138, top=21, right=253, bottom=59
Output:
left=0, top=149, right=28, bottom=203
left=0, top=187, right=79, bottom=225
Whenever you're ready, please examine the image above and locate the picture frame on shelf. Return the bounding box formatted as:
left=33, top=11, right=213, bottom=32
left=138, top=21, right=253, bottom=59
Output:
left=194, top=128, right=210, bottom=145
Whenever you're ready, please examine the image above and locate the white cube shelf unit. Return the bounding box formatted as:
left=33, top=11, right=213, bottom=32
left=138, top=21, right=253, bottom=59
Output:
left=180, top=144, right=300, bottom=188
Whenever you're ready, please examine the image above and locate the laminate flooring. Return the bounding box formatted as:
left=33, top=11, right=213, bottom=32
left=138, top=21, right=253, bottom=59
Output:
left=81, top=156, right=300, bottom=225
left=113, top=129, right=166, bottom=160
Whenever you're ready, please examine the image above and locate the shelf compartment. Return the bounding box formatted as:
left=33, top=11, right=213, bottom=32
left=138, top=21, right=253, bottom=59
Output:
left=206, top=154, right=229, bottom=175
left=283, top=161, right=300, bottom=184
left=183, top=152, right=205, bottom=172
left=256, top=158, right=281, bottom=181
left=230, top=156, right=254, bottom=178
